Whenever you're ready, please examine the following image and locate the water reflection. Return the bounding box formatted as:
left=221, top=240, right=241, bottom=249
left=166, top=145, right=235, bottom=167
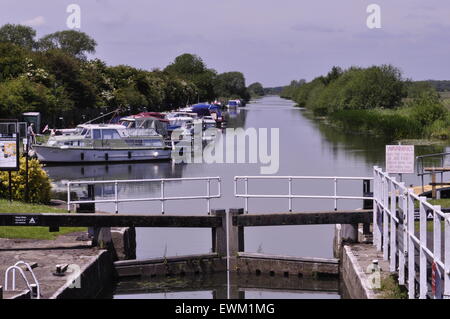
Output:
left=113, top=273, right=340, bottom=299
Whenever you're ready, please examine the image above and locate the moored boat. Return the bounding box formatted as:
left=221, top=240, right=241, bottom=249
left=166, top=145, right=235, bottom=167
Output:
left=33, top=124, right=171, bottom=163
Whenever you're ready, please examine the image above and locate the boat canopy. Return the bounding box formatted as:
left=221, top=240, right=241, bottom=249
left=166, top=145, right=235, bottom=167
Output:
left=191, top=103, right=221, bottom=117
left=135, top=117, right=168, bottom=137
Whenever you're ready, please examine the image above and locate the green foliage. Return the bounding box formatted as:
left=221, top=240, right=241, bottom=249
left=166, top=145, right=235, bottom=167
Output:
left=248, top=82, right=265, bottom=97
left=329, top=109, right=422, bottom=139
left=408, top=90, right=447, bottom=126
left=215, top=72, right=250, bottom=101
left=164, top=53, right=216, bottom=101
left=0, top=77, right=56, bottom=118
left=0, top=24, right=36, bottom=50
left=379, top=274, right=408, bottom=299
left=0, top=157, right=52, bottom=204
left=0, top=42, right=27, bottom=81
left=285, top=65, right=406, bottom=115
left=37, top=30, right=97, bottom=60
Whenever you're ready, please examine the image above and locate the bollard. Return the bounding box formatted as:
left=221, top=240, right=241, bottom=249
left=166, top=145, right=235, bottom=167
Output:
left=0, top=285, right=3, bottom=299
left=77, top=184, right=96, bottom=240
left=362, top=179, right=373, bottom=236
left=363, top=179, right=373, bottom=210
left=211, top=209, right=227, bottom=257
left=341, top=224, right=359, bottom=243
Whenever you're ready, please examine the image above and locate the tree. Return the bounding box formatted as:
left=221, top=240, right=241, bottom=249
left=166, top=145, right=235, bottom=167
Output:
left=215, top=72, right=249, bottom=101
left=37, top=30, right=97, bottom=59
left=0, top=77, right=57, bottom=118
left=165, top=53, right=208, bottom=75
left=164, top=53, right=217, bottom=101
left=248, top=82, right=265, bottom=97
left=0, top=24, right=36, bottom=50
left=0, top=42, right=27, bottom=81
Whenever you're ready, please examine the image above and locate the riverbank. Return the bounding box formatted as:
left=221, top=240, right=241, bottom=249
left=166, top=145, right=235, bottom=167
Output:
left=0, top=199, right=85, bottom=239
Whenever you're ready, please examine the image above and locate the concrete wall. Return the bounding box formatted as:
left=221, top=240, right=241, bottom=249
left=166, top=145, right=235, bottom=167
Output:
left=51, top=249, right=115, bottom=299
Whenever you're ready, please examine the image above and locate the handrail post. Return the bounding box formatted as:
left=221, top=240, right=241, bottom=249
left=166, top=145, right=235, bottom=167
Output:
left=288, top=177, right=292, bottom=212
left=398, top=182, right=407, bottom=285
left=407, top=193, right=415, bottom=299
left=244, top=178, right=248, bottom=214
left=383, top=176, right=390, bottom=261
left=434, top=205, right=442, bottom=299
left=419, top=197, right=427, bottom=299
left=372, top=168, right=378, bottom=249
left=444, top=215, right=450, bottom=299
left=389, top=179, right=397, bottom=272
left=67, top=182, right=71, bottom=213
left=207, top=179, right=211, bottom=215
left=161, top=180, right=165, bottom=215
left=334, top=178, right=337, bottom=211
left=114, top=181, right=118, bottom=214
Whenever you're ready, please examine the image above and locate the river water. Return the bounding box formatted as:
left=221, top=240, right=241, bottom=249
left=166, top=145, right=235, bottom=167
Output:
left=44, top=96, right=445, bottom=299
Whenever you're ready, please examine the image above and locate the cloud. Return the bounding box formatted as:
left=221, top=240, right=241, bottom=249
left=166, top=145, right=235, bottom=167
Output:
left=291, top=24, right=344, bottom=33
left=21, top=16, right=45, bottom=27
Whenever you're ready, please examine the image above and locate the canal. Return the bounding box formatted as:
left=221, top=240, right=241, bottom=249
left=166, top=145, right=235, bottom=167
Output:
left=44, top=96, right=444, bottom=299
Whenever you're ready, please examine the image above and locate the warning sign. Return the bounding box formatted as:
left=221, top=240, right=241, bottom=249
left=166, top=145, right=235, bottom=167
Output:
left=14, top=216, right=39, bottom=225
left=386, top=145, right=415, bottom=174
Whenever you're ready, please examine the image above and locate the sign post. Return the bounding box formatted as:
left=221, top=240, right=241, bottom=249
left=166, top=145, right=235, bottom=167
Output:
left=0, top=120, right=20, bottom=201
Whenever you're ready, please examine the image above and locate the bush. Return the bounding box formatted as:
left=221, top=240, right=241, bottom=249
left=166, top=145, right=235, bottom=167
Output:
left=0, top=157, right=51, bottom=203
left=409, top=91, right=448, bottom=126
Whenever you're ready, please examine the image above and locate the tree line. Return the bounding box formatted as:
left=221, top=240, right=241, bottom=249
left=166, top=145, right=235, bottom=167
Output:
left=280, top=65, right=450, bottom=139
left=0, top=23, right=264, bottom=128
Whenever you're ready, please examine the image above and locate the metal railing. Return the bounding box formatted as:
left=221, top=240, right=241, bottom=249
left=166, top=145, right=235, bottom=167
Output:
left=416, top=152, right=450, bottom=192
left=4, top=261, right=40, bottom=299
left=234, top=176, right=373, bottom=213
left=67, top=177, right=221, bottom=214
left=373, top=166, right=450, bottom=299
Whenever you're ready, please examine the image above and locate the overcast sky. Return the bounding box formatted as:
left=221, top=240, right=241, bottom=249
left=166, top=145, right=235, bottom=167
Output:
left=1, top=0, right=449, bottom=86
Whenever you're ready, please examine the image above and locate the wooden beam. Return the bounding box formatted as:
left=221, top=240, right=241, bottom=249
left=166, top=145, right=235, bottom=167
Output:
left=234, top=210, right=372, bottom=227
left=0, top=213, right=222, bottom=228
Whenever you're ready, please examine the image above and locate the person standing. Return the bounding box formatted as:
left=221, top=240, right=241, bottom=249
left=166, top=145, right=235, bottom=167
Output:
left=27, top=123, right=36, bottom=149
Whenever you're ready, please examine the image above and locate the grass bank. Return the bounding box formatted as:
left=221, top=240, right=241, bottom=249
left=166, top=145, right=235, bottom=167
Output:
left=0, top=199, right=86, bottom=240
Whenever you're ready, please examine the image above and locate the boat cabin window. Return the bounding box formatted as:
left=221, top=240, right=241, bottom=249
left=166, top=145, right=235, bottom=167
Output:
left=84, top=129, right=92, bottom=138
left=93, top=129, right=102, bottom=140
left=101, top=129, right=121, bottom=140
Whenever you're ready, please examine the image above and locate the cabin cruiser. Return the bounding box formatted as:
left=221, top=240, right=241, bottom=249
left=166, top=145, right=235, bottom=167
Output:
left=33, top=124, right=171, bottom=163
left=226, top=100, right=240, bottom=108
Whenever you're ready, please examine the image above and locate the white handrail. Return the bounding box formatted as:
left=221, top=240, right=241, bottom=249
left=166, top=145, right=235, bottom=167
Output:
left=234, top=175, right=373, bottom=213
left=373, top=165, right=450, bottom=299
left=12, top=261, right=40, bottom=299
left=4, top=266, right=33, bottom=297
left=67, top=176, right=221, bottom=215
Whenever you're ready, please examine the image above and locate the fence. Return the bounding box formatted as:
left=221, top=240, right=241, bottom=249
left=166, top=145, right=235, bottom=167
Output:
left=234, top=176, right=373, bottom=213
left=67, top=177, right=221, bottom=214
left=373, top=166, right=450, bottom=299
left=416, top=152, right=450, bottom=192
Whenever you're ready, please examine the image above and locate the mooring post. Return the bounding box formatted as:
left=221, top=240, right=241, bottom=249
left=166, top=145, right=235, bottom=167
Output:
left=362, top=179, right=373, bottom=235
left=211, top=209, right=227, bottom=257
left=77, top=184, right=111, bottom=248
left=229, top=208, right=244, bottom=255
left=431, top=172, right=437, bottom=199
